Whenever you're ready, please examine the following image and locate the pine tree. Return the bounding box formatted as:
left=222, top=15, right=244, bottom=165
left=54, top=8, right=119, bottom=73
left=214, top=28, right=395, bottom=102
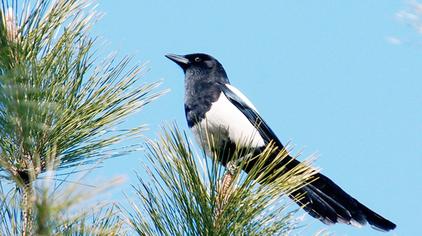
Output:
left=0, top=0, right=160, bottom=235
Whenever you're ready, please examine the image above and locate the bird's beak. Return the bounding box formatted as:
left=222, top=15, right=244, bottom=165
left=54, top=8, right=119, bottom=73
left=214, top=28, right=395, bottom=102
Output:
left=165, top=54, right=190, bottom=70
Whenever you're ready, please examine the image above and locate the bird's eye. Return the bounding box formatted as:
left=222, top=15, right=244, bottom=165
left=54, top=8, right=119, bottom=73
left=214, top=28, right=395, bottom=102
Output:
left=194, top=57, right=201, bottom=62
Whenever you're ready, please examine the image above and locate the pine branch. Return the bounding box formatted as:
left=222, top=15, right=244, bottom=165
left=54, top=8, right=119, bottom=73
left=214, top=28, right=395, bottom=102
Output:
left=124, top=125, right=318, bottom=236
left=0, top=1, right=163, bottom=235
left=0, top=0, right=162, bottom=183
left=0, top=173, right=125, bottom=235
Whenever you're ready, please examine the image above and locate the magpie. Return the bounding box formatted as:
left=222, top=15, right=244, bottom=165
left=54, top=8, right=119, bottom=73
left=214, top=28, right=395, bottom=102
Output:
left=165, top=53, right=396, bottom=232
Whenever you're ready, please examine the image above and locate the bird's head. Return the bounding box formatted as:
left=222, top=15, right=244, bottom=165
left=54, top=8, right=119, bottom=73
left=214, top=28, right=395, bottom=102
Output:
left=166, top=53, right=228, bottom=83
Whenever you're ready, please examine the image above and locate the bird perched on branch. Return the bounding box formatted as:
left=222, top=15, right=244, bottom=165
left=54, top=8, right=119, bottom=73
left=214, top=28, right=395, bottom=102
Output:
left=166, top=53, right=396, bottom=232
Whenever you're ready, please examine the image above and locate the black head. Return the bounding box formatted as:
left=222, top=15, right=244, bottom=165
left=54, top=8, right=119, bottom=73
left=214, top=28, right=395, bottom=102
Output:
left=165, top=53, right=229, bottom=83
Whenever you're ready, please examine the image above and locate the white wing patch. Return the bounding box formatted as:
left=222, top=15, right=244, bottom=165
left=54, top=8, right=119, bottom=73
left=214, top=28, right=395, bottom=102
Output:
left=225, top=84, right=259, bottom=113
left=192, top=92, right=265, bottom=149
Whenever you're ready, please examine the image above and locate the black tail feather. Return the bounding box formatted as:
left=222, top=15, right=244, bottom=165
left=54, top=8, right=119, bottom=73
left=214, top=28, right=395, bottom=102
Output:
left=246, top=152, right=397, bottom=231
left=359, top=201, right=397, bottom=231
left=290, top=166, right=396, bottom=231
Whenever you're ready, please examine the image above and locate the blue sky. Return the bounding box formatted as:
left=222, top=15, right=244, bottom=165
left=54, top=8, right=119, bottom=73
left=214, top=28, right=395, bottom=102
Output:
left=90, top=1, right=421, bottom=235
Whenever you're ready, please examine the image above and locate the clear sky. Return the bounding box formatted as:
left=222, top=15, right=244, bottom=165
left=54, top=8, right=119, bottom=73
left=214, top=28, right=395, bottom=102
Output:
left=89, top=1, right=421, bottom=235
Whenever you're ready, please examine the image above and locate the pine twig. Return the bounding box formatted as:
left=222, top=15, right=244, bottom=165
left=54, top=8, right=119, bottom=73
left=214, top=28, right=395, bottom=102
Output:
left=214, top=162, right=237, bottom=226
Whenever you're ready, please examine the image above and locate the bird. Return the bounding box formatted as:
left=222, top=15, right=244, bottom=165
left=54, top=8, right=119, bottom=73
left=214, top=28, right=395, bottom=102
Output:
left=165, top=52, right=396, bottom=232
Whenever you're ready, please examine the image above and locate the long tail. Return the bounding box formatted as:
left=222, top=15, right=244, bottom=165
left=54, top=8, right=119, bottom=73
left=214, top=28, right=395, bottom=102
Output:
left=291, top=171, right=396, bottom=231
left=245, top=152, right=396, bottom=231
left=285, top=156, right=396, bottom=231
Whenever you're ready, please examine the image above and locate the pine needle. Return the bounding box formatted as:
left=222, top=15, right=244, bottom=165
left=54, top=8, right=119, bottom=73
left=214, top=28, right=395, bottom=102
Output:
left=125, top=125, right=318, bottom=236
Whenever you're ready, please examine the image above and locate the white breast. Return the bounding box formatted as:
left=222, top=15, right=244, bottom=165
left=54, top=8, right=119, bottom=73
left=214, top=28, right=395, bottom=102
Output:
left=191, top=92, right=265, bottom=153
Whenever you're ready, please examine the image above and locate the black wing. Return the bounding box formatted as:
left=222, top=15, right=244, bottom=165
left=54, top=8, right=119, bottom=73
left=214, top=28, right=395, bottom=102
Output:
left=221, top=83, right=302, bottom=172
left=220, top=84, right=285, bottom=148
